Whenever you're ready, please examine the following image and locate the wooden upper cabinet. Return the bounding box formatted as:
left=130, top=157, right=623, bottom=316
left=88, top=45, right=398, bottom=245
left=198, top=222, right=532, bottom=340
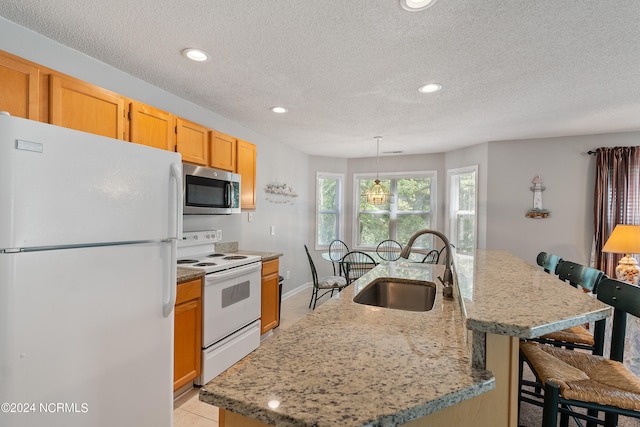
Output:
left=211, top=131, right=237, bottom=171
left=129, top=101, right=176, bottom=151
left=176, top=117, right=209, bottom=166
left=236, top=139, right=257, bottom=210
left=49, top=74, right=126, bottom=139
left=0, top=51, right=40, bottom=120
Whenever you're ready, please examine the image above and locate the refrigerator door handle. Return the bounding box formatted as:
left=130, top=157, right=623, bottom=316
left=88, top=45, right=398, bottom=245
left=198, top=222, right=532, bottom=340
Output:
left=163, top=238, right=178, bottom=317
left=163, top=162, right=183, bottom=318
left=170, top=162, right=183, bottom=240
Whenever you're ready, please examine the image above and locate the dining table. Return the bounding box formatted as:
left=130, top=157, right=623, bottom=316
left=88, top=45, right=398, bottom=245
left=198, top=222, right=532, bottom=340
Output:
left=321, top=250, right=427, bottom=264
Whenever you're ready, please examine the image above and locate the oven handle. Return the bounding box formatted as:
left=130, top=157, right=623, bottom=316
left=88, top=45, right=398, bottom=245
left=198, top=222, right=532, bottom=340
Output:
left=205, top=261, right=262, bottom=283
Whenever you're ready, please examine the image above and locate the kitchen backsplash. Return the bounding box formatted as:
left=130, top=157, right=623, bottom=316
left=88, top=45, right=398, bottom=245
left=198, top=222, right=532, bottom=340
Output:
left=215, top=241, right=238, bottom=253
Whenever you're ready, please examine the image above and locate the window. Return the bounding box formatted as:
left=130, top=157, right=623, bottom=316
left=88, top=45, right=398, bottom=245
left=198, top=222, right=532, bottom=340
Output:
left=353, top=172, right=436, bottom=248
left=448, top=166, right=477, bottom=255
left=316, top=173, right=344, bottom=249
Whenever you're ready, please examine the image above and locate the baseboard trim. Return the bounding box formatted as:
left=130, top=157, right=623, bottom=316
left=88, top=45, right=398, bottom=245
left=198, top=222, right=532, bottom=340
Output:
left=282, top=282, right=311, bottom=301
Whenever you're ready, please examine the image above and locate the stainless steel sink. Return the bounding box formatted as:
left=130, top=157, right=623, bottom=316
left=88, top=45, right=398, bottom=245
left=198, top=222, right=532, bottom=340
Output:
left=353, top=278, right=436, bottom=312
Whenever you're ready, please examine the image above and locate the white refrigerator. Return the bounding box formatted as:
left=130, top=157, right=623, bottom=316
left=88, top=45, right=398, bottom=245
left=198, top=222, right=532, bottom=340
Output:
left=0, top=115, right=183, bottom=427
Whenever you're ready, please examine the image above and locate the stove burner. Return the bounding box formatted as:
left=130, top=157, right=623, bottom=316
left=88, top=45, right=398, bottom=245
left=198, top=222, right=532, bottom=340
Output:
left=223, top=255, right=247, bottom=260
left=194, top=262, right=217, bottom=267
left=207, top=253, right=226, bottom=258
left=177, top=259, right=199, bottom=264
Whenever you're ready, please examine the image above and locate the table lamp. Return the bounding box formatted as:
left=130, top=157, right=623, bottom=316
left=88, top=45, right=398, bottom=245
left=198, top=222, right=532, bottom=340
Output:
left=601, top=224, right=640, bottom=285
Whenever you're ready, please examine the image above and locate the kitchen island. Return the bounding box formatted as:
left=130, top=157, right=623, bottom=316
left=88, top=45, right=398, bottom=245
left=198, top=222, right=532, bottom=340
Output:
left=199, top=250, right=611, bottom=427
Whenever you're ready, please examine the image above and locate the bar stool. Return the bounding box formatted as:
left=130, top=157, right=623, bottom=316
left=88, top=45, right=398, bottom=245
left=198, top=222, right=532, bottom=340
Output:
left=534, top=261, right=607, bottom=354
left=521, top=278, right=640, bottom=427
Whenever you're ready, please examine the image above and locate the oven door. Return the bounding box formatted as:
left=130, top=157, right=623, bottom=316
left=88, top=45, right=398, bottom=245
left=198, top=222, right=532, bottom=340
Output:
left=202, top=262, right=262, bottom=347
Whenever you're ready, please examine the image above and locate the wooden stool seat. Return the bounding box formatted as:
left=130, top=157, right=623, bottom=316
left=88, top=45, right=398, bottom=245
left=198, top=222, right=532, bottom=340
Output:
left=521, top=340, right=640, bottom=411
left=540, top=325, right=595, bottom=346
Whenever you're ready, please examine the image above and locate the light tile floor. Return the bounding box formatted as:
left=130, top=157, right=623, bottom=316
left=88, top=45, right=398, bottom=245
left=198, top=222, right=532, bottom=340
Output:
left=172, top=285, right=330, bottom=427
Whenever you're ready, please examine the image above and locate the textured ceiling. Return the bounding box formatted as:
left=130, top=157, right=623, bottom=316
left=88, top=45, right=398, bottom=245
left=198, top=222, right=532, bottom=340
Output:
left=2, top=1, right=640, bottom=158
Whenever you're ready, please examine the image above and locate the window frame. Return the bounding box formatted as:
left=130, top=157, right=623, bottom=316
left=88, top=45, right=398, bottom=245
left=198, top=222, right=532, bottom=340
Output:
left=447, top=165, right=478, bottom=255
left=352, top=171, right=437, bottom=250
left=315, top=172, right=345, bottom=250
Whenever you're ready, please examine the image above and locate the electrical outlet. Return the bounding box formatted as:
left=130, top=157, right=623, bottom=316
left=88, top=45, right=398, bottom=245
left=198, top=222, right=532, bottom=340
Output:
left=286, top=270, right=290, bottom=279
left=216, top=230, right=222, bottom=241
left=270, top=225, right=275, bottom=236
left=248, top=212, right=253, bottom=222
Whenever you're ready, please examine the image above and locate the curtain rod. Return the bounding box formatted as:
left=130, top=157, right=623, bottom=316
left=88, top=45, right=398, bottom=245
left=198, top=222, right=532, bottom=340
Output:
left=588, top=150, right=597, bottom=155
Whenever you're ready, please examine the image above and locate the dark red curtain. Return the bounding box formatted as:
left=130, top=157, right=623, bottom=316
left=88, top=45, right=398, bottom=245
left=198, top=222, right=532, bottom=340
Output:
left=593, top=146, right=640, bottom=277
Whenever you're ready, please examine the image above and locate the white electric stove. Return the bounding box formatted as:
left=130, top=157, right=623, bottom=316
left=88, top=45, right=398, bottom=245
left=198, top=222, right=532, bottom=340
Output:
left=177, top=230, right=262, bottom=385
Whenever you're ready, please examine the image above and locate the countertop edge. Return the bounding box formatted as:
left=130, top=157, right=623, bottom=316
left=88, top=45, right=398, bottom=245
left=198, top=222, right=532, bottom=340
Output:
left=176, top=267, right=204, bottom=283
left=237, top=250, right=283, bottom=262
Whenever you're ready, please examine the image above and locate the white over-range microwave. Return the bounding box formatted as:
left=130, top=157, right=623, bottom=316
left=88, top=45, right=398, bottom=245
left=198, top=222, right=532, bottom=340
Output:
left=182, top=163, right=241, bottom=214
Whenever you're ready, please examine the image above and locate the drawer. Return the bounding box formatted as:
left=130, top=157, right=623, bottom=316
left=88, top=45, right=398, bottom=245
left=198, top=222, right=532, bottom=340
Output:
left=261, top=259, right=279, bottom=277
left=176, top=278, right=202, bottom=305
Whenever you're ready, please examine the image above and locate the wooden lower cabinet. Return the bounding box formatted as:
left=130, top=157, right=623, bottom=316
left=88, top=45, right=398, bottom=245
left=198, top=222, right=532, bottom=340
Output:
left=174, top=278, right=202, bottom=391
left=260, top=259, right=280, bottom=334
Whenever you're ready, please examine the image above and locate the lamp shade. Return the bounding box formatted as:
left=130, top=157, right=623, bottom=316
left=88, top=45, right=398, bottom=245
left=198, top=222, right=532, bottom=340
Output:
left=601, top=224, right=640, bottom=255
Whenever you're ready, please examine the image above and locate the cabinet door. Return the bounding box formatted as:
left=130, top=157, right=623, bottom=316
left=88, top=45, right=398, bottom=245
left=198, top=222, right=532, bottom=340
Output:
left=174, top=279, right=202, bottom=391
left=0, top=52, right=39, bottom=120
left=211, top=131, right=236, bottom=171
left=49, top=74, right=126, bottom=139
left=129, top=101, right=176, bottom=151
left=236, top=139, right=257, bottom=209
left=261, top=259, right=280, bottom=334
left=176, top=118, right=209, bottom=166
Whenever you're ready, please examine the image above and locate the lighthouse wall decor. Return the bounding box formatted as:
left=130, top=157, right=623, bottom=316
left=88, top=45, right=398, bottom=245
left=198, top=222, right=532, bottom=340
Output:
left=526, top=175, right=551, bottom=218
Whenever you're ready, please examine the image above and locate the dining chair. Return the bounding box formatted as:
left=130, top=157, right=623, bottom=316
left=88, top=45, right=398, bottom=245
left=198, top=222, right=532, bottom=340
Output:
left=376, top=239, right=402, bottom=261
left=305, top=245, right=348, bottom=310
left=328, top=239, right=349, bottom=276
left=536, top=251, right=564, bottom=274
left=340, top=251, right=378, bottom=284
left=421, top=249, right=440, bottom=264
left=520, top=277, right=640, bottom=427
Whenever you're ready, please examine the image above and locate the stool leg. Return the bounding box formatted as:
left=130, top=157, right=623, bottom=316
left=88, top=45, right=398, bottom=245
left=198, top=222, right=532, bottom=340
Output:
left=542, top=382, right=560, bottom=427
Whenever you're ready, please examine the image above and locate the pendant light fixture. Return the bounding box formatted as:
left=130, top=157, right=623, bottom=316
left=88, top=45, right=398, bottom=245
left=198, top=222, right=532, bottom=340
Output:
left=363, top=136, right=392, bottom=205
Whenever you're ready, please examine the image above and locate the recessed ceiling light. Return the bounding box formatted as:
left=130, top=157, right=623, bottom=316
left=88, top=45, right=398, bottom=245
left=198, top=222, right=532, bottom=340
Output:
left=182, top=48, right=210, bottom=62
left=418, top=83, right=442, bottom=93
left=400, top=0, right=437, bottom=11
left=270, top=106, right=288, bottom=114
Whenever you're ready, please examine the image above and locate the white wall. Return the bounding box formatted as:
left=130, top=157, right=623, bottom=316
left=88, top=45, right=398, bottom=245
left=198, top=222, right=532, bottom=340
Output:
left=484, top=132, right=639, bottom=265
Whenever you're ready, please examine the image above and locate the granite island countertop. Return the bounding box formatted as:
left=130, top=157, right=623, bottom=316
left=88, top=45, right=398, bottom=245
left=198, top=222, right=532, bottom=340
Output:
left=199, top=249, right=612, bottom=427
left=200, top=262, right=495, bottom=427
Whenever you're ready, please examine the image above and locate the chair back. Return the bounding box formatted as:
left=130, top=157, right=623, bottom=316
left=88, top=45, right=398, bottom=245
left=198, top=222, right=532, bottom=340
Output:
left=304, top=245, right=319, bottom=287
left=421, top=249, right=439, bottom=264
left=376, top=239, right=402, bottom=261
left=597, top=278, right=640, bottom=361
left=328, top=240, right=349, bottom=262
left=341, top=251, right=378, bottom=283
left=536, top=251, right=564, bottom=274
left=556, top=261, right=606, bottom=292
left=328, top=239, right=349, bottom=276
